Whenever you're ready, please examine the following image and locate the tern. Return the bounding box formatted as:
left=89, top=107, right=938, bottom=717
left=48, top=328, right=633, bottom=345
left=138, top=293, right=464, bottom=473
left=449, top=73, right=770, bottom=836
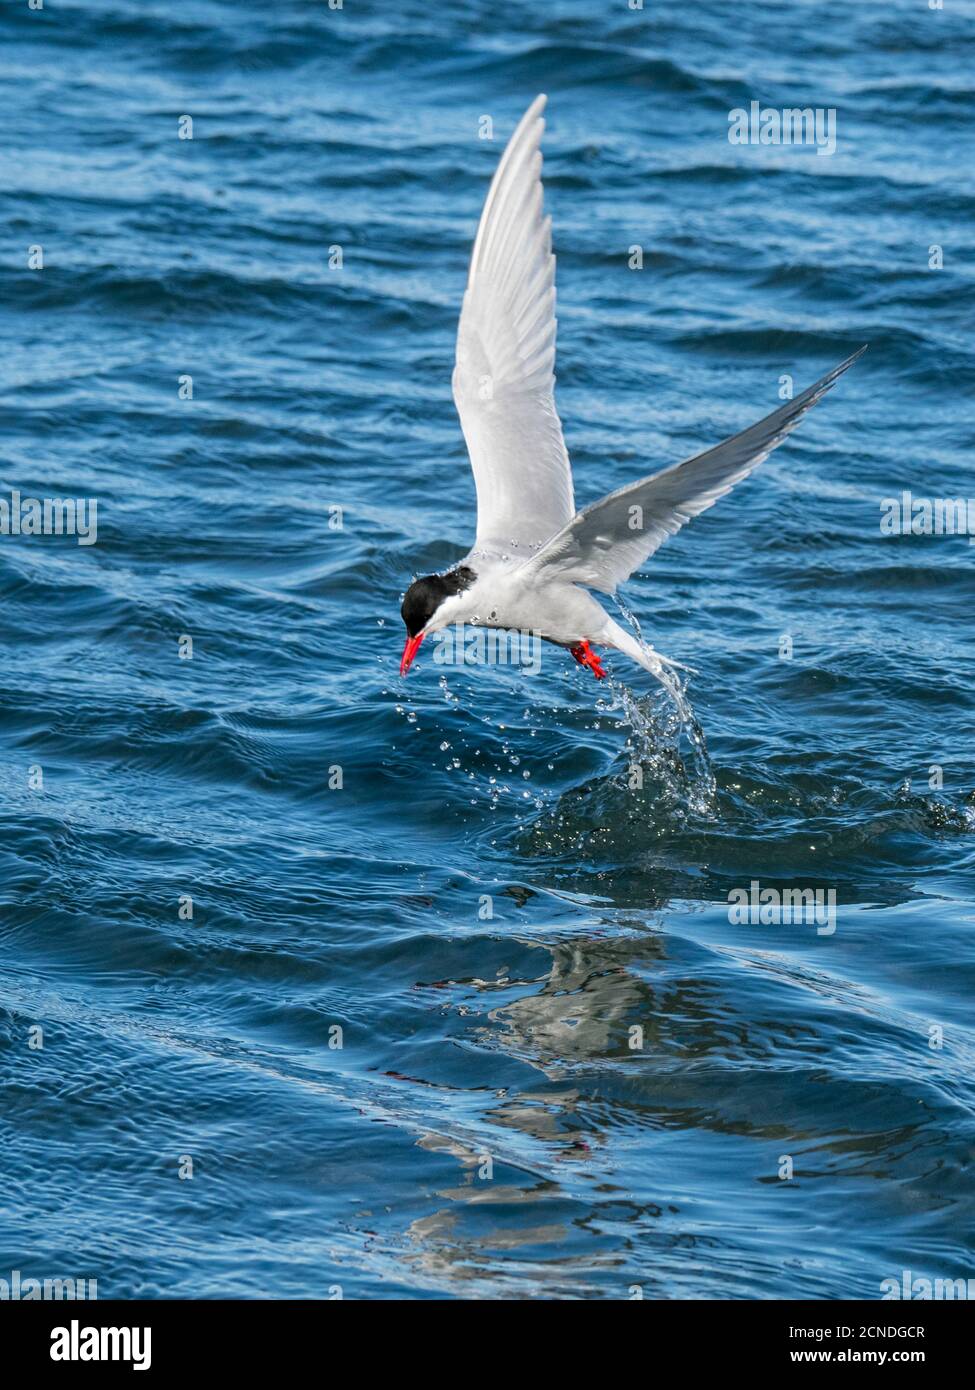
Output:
left=399, top=94, right=863, bottom=687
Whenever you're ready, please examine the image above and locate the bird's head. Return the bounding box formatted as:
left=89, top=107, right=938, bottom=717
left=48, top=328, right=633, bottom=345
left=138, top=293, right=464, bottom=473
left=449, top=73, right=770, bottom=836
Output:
left=399, top=565, right=477, bottom=674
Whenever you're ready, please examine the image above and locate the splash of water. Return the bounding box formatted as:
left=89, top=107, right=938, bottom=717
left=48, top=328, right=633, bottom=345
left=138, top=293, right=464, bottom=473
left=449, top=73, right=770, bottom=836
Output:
left=603, top=596, right=718, bottom=818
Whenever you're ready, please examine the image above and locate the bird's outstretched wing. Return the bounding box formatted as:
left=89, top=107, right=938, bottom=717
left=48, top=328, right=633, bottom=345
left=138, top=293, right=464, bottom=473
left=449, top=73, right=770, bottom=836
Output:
left=452, top=94, right=575, bottom=560
left=519, top=348, right=866, bottom=594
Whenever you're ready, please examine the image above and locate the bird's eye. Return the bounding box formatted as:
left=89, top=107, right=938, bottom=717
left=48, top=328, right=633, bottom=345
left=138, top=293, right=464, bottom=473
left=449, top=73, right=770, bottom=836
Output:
left=489, top=609, right=498, bottom=621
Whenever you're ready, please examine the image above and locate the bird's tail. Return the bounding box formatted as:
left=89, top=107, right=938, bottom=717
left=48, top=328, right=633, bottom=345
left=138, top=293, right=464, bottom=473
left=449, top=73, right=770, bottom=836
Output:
left=601, top=617, right=693, bottom=701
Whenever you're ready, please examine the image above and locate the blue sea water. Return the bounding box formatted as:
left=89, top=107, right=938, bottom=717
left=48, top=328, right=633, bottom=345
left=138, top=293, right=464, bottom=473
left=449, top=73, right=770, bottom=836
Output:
left=1, top=0, right=974, bottom=1301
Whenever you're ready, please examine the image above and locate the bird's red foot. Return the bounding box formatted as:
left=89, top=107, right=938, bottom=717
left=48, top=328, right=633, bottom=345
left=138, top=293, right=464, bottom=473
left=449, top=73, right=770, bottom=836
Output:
left=570, top=640, right=607, bottom=680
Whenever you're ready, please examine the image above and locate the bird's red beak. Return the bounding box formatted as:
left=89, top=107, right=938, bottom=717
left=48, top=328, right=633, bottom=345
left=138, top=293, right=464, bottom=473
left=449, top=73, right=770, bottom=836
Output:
left=400, top=631, right=424, bottom=676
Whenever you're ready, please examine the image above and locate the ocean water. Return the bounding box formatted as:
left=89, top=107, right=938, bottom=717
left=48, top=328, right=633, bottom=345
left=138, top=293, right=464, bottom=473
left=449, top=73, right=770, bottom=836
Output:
left=1, top=0, right=974, bottom=1301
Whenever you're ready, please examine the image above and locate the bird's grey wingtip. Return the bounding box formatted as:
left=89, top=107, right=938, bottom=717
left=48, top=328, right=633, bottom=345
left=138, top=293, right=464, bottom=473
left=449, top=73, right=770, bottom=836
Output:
left=833, top=344, right=868, bottom=377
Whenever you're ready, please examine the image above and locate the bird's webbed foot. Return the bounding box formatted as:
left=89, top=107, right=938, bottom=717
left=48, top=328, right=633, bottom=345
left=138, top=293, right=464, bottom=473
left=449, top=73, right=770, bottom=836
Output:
left=570, top=640, right=607, bottom=679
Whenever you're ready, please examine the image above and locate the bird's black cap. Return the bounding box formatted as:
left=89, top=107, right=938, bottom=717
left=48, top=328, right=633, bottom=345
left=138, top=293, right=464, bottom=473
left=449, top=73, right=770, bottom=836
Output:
left=401, top=566, right=476, bottom=637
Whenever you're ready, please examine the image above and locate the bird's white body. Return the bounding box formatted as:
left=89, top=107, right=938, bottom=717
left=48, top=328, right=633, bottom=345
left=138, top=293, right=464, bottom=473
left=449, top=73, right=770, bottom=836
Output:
left=432, top=560, right=669, bottom=679
left=399, top=94, right=863, bottom=686
left=433, top=564, right=597, bottom=648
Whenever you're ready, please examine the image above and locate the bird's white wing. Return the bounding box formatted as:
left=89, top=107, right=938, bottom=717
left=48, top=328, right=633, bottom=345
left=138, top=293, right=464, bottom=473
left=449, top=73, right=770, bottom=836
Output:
left=452, top=94, right=575, bottom=560
left=519, top=348, right=865, bottom=595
